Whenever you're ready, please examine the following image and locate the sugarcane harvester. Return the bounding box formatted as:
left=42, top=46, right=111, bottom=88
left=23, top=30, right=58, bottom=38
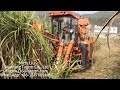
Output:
left=33, top=11, right=95, bottom=68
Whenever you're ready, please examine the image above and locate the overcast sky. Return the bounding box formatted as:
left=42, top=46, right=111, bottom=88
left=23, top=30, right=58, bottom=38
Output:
left=73, top=11, right=99, bottom=14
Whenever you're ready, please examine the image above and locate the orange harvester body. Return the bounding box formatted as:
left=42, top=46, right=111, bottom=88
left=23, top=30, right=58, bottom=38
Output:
left=33, top=11, right=96, bottom=65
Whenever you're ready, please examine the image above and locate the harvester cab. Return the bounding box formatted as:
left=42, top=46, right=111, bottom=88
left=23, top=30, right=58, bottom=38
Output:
left=49, top=11, right=79, bottom=45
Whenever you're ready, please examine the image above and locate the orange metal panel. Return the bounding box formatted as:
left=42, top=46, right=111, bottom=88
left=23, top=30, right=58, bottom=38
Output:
left=64, top=40, right=75, bottom=62
left=49, top=11, right=79, bottom=19
left=56, top=42, right=64, bottom=61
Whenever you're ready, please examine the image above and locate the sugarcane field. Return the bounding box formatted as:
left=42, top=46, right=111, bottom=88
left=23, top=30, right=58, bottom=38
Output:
left=0, top=11, right=120, bottom=79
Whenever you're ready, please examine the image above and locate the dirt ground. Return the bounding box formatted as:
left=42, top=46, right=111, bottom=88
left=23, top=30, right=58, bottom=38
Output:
left=72, top=38, right=120, bottom=79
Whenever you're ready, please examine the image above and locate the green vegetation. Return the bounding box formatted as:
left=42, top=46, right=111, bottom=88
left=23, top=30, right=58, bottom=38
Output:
left=0, top=11, right=53, bottom=78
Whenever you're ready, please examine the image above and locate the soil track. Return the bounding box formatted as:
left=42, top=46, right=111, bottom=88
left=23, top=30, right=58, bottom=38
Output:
left=72, top=38, right=120, bottom=79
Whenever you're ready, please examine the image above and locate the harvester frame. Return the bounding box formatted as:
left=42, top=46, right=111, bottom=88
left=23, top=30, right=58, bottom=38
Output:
left=33, top=11, right=96, bottom=68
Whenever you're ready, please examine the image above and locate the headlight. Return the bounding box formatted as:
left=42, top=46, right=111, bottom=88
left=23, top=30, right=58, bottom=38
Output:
left=61, top=11, right=68, bottom=15
left=61, top=12, right=64, bottom=15
left=64, top=12, right=68, bottom=15
left=70, top=29, right=74, bottom=33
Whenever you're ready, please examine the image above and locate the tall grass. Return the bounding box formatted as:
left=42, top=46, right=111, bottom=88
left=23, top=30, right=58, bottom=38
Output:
left=49, top=60, right=82, bottom=79
left=0, top=11, right=53, bottom=78
left=38, top=13, right=52, bottom=33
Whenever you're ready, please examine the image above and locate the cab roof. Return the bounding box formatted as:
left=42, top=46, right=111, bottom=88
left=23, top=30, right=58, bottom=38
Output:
left=48, top=11, right=79, bottom=20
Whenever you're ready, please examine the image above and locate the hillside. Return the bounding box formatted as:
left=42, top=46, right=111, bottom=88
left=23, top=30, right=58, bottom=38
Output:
left=81, top=11, right=120, bottom=24
left=82, top=11, right=116, bottom=18
left=81, top=11, right=120, bottom=32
